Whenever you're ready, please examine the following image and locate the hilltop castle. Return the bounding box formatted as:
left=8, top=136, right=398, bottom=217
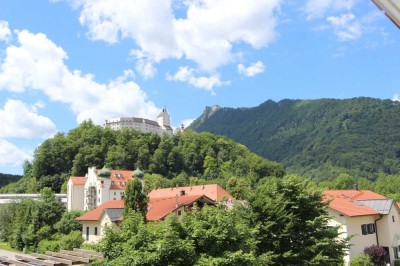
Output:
left=105, top=108, right=173, bottom=136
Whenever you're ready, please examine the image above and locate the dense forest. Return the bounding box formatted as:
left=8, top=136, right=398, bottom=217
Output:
left=0, top=173, right=22, bottom=188
left=0, top=120, right=284, bottom=194
left=190, top=97, right=400, bottom=181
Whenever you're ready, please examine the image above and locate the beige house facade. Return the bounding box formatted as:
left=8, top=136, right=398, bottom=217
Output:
left=325, top=190, right=400, bottom=265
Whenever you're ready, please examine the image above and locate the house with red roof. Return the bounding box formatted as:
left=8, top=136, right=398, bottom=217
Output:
left=76, top=184, right=233, bottom=243
left=76, top=200, right=125, bottom=243
left=67, top=166, right=144, bottom=211
left=324, top=190, right=400, bottom=265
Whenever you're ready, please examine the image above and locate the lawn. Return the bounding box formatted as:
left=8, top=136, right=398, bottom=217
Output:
left=0, top=242, right=21, bottom=253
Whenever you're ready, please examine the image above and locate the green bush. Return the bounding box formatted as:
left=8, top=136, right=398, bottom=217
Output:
left=58, top=231, right=84, bottom=251
left=394, top=259, right=400, bottom=266
left=37, top=239, right=59, bottom=253
left=350, top=253, right=374, bottom=266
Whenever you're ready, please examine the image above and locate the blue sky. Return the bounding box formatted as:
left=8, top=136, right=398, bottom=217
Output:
left=0, top=0, right=399, bottom=175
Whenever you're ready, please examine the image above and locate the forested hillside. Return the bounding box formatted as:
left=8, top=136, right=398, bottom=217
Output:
left=0, top=121, right=284, bottom=193
left=190, top=97, right=400, bottom=181
left=0, top=173, right=22, bottom=187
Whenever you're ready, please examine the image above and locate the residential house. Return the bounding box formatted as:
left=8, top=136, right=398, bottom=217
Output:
left=76, top=184, right=233, bottom=243
left=324, top=190, right=400, bottom=265
left=67, top=167, right=144, bottom=211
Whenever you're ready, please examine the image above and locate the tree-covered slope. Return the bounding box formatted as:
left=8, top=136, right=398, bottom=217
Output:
left=0, top=173, right=22, bottom=188
left=0, top=121, right=284, bottom=193
left=190, top=97, right=400, bottom=181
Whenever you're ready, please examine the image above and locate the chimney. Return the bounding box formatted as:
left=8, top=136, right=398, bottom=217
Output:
left=352, top=183, right=358, bottom=190
left=176, top=194, right=179, bottom=207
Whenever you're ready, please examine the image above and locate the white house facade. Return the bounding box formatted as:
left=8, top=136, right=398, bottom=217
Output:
left=324, top=190, right=400, bottom=265
left=67, top=167, right=144, bottom=211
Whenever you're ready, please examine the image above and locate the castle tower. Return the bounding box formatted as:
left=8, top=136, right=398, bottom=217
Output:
left=157, top=108, right=171, bottom=128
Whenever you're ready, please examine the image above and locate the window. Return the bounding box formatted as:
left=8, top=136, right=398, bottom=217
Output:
left=367, top=223, right=375, bottom=234
left=180, top=190, right=185, bottom=196
left=94, top=227, right=98, bottom=236
left=86, top=227, right=89, bottom=241
left=114, top=192, right=116, bottom=196
left=394, top=246, right=400, bottom=259
left=361, top=223, right=375, bottom=235
left=393, top=215, right=396, bottom=222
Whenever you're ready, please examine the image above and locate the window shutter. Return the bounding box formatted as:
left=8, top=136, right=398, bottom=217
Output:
left=361, top=224, right=368, bottom=235
left=367, top=223, right=375, bottom=234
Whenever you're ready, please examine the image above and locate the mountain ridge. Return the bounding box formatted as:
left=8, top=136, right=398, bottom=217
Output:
left=189, top=97, right=400, bottom=181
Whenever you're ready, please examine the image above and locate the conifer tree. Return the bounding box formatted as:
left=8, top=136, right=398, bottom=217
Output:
left=124, top=178, right=148, bottom=219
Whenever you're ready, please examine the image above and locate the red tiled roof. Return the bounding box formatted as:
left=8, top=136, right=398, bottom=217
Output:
left=323, top=190, right=386, bottom=217
left=148, top=184, right=233, bottom=202
left=324, top=190, right=386, bottom=200
left=76, top=200, right=124, bottom=221
left=70, top=176, right=87, bottom=185
left=147, top=195, right=214, bottom=221
left=98, top=169, right=134, bottom=190
left=76, top=195, right=214, bottom=222
left=69, top=170, right=134, bottom=189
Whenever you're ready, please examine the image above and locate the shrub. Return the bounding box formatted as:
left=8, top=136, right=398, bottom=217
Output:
left=58, top=231, right=84, bottom=251
left=363, top=245, right=387, bottom=266
left=350, top=253, right=374, bottom=266
left=37, top=239, right=59, bottom=253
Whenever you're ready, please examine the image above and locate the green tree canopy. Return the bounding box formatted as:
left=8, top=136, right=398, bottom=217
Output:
left=124, top=178, right=148, bottom=218
left=251, top=175, right=348, bottom=265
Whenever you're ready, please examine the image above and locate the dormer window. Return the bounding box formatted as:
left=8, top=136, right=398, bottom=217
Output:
left=180, top=190, right=185, bottom=196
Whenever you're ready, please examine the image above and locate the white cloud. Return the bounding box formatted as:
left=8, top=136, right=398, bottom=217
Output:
left=0, top=99, right=57, bottom=139
left=305, top=0, right=355, bottom=20
left=67, top=0, right=281, bottom=75
left=0, top=139, right=32, bottom=166
left=327, top=13, right=362, bottom=41
left=0, top=20, right=12, bottom=42
left=167, top=66, right=229, bottom=93
left=238, top=61, right=266, bottom=77
left=392, top=94, right=400, bottom=102
left=0, top=30, right=160, bottom=124
left=130, top=50, right=157, bottom=79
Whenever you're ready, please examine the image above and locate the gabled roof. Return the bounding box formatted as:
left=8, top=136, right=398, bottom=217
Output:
left=324, top=190, right=386, bottom=200
left=360, top=199, right=393, bottom=215
left=148, top=184, right=233, bottom=202
left=147, top=195, right=214, bottom=221
left=76, top=200, right=124, bottom=221
left=76, top=195, right=215, bottom=222
left=101, top=169, right=134, bottom=190
left=70, top=176, right=87, bottom=185
left=324, top=190, right=390, bottom=217
left=70, top=169, right=135, bottom=190
left=104, top=208, right=124, bottom=222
